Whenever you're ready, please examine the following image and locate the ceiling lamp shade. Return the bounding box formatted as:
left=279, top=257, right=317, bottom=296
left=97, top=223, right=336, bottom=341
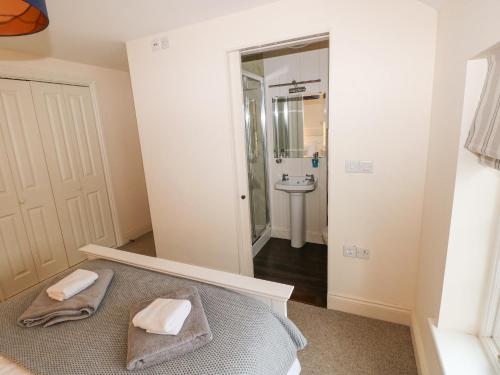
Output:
left=0, top=0, right=49, bottom=36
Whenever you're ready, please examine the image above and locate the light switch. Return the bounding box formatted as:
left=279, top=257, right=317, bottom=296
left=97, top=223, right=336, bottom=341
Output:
left=345, top=160, right=374, bottom=174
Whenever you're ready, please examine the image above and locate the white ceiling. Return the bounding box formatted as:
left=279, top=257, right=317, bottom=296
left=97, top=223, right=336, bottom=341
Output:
left=0, top=0, right=443, bottom=71
left=0, top=0, right=280, bottom=71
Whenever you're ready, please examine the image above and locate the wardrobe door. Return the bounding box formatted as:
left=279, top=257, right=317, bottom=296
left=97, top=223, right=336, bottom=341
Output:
left=0, top=127, right=38, bottom=298
left=0, top=79, right=68, bottom=281
left=63, top=85, right=115, bottom=248
left=31, top=82, right=115, bottom=266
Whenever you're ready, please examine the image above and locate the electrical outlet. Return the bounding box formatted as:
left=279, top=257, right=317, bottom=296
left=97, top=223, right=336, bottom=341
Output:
left=151, top=38, right=160, bottom=51
left=343, top=245, right=357, bottom=258
left=356, top=247, right=370, bottom=259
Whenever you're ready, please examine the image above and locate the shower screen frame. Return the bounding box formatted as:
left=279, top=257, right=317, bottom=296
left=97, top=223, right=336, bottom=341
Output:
left=242, top=70, right=271, bottom=244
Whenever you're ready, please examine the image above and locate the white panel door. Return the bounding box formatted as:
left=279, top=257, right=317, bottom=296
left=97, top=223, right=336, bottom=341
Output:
left=63, top=85, right=115, bottom=248
left=0, top=79, right=68, bottom=281
left=31, top=82, right=115, bottom=266
left=0, top=126, right=38, bottom=298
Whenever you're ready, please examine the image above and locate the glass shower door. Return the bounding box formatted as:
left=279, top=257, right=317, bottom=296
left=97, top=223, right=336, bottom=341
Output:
left=242, top=73, right=269, bottom=243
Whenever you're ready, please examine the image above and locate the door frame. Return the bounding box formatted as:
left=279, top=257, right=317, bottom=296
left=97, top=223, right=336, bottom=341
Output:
left=0, top=70, right=122, bottom=247
left=228, top=32, right=330, bottom=278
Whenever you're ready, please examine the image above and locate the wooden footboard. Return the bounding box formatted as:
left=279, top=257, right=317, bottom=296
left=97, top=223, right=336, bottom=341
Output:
left=79, top=245, right=293, bottom=316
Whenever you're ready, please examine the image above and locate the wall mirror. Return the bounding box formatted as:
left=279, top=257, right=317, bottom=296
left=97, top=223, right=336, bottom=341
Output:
left=272, top=93, right=327, bottom=158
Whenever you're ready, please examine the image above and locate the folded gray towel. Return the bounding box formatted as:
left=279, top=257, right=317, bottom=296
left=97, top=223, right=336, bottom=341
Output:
left=17, top=268, right=114, bottom=328
left=127, top=286, right=213, bottom=370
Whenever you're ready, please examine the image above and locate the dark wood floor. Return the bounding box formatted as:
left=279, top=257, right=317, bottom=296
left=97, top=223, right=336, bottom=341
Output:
left=253, top=237, right=327, bottom=308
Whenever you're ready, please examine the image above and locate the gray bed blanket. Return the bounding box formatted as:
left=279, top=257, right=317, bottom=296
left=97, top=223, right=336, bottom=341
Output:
left=127, top=286, right=212, bottom=370
left=0, top=259, right=306, bottom=375
left=17, top=268, right=114, bottom=327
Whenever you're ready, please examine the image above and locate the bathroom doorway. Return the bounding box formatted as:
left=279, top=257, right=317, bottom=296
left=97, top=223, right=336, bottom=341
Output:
left=231, top=34, right=329, bottom=308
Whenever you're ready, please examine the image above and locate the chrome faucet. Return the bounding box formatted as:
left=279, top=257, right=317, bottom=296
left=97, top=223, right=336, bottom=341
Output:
left=282, top=173, right=289, bottom=181
left=305, top=174, right=314, bottom=182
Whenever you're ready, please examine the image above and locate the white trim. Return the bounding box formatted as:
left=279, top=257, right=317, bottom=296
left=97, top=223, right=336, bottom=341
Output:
left=480, top=221, right=500, bottom=337
left=431, top=319, right=495, bottom=374
left=272, top=227, right=325, bottom=245
left=238, top=32, right=329, bottom=56
left=79, top=244, right=293, bottom=316
left=0, top=70, right=121, bottom=249
left=480, top=337, right=500, bottom=373
left=479, top=221, right=500, bottom=371
left=411, top=312, right=431, bottom=375
left=252, top=226, right=271, bottom=257
left=228, top=51, right=254, bottom=277
left=327, top=292, right=411, bottom=326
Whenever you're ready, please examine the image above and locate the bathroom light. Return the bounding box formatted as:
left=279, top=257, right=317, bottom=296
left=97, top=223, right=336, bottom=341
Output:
left=0, top=0, right=49, bottom=36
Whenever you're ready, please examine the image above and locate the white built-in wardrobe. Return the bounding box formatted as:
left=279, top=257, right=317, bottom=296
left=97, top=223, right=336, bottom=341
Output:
left=0, top=78, right=115, bottom=300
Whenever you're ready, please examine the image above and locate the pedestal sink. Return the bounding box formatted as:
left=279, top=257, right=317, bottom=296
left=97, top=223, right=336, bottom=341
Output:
left=275, top=175, right=317, bottom=248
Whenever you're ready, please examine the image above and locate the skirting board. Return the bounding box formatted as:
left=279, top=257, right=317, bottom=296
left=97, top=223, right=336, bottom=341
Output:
left=411, top=312, right=430, bottom=375
left=327, top=293, right=411, bottom=326
left=272, top=227, right=324, bottom=245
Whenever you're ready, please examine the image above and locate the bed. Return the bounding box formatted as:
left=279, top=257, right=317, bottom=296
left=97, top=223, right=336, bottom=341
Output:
left=0, top=245, right=304, bottom=375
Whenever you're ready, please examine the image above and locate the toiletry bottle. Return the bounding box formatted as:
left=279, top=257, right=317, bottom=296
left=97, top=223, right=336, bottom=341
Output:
left=312, top=152, right=319, bottom=168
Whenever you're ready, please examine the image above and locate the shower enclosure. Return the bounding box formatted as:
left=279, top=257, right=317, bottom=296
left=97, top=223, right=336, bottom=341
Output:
left=242, top=71, right=270, bottom=243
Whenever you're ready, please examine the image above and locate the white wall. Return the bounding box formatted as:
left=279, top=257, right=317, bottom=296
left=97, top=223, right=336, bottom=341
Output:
left=263, top=47, right=328, bottom=244
left=127, top=0, right=437, bottom=313
left=414, top=1, right=500, bottom=374
left=0, top=48, right=151, bottom=246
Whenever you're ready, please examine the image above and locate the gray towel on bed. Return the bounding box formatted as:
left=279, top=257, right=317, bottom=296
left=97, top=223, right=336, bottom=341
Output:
left=17, top=268, right=114, bottom=327
left=127, top=286, right=212, bottom=370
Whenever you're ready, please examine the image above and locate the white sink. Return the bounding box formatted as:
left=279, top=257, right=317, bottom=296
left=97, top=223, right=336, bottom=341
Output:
left=275, top=176, right=317, bottom=193
left=275, top=175, right=317, bottom=248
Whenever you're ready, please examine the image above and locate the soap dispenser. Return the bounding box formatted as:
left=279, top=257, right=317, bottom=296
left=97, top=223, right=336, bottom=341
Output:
left=312, top=152, right=319, bottom=168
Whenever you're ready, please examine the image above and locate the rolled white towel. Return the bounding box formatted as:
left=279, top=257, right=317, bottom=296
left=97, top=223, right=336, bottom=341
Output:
left=132, top=298, right=192, bottom=335
left=46, top=269, right=99, bottom=301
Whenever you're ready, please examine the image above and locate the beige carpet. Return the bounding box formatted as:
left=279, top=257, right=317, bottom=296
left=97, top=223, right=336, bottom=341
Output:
left=289, top=301, right=417, bottom=374
left=120, top=232, right=417, bottom=375
left=119, top=231, right=156, bottom=257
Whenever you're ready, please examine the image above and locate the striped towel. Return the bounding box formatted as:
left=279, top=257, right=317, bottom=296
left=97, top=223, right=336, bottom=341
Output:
left=465, top=52, right=500, bottom=170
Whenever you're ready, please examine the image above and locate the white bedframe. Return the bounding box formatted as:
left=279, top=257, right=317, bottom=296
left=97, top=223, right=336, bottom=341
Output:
left=0, top=245, right=301, bottom=375
left=81, top=245, right=293, bottom=316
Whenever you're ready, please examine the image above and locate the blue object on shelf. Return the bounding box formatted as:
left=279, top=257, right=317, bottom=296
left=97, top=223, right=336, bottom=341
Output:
left=312, top=158, right=319, bottom=168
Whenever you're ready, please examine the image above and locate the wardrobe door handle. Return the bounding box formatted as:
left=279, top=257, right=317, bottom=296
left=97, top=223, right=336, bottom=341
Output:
left=241, top=195, right=246, bottom=200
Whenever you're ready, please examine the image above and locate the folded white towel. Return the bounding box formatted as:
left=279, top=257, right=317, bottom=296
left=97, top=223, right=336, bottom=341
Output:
left=46, top=269, right=99, bottom=301
left=132, top=298, right=192, bottom=335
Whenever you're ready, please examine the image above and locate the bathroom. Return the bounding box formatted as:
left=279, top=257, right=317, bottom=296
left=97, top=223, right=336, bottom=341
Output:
left=240, top=37, right=329, bottom=307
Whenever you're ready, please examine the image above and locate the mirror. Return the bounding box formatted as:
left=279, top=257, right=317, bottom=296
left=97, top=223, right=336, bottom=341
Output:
left=272, top=93, right=327, bottom=158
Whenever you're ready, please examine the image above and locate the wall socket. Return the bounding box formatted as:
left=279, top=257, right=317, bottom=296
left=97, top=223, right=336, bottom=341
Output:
left=343, top=245, right=370, bottom=259
left=356, top=247, right=370, bottom=259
